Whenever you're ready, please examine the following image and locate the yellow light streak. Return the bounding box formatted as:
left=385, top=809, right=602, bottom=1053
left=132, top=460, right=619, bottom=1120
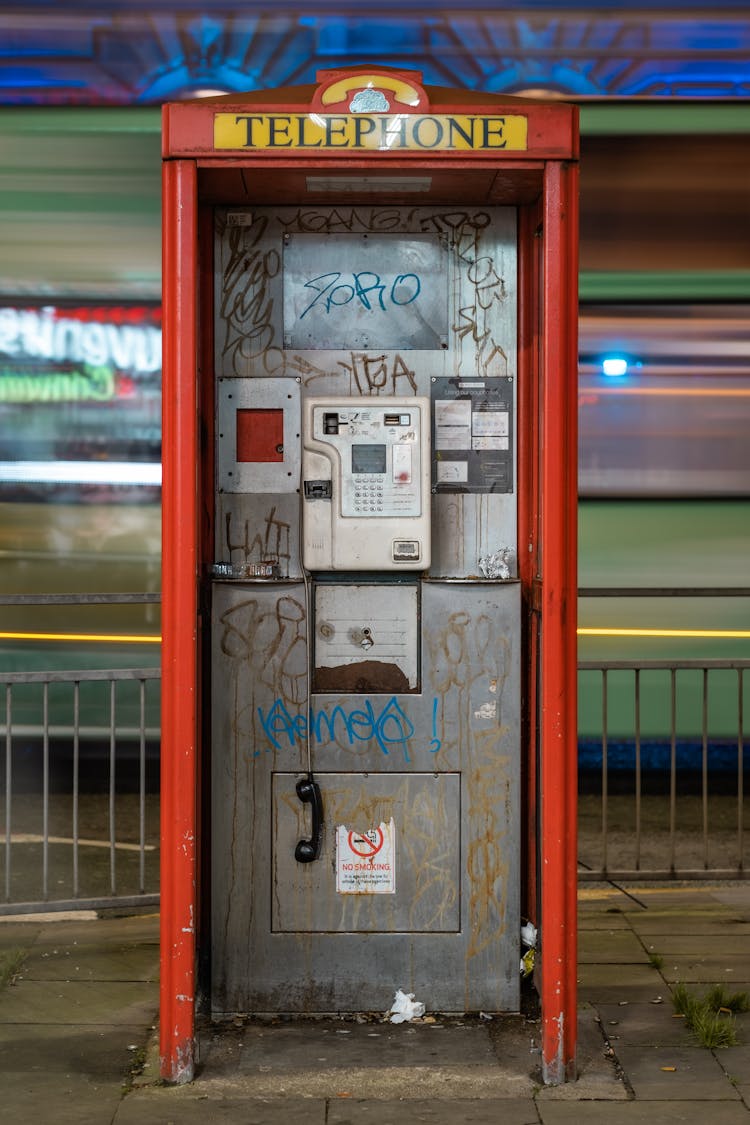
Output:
left=0, top=631, right=161, bottom=644
left=578, top=627, right=750, bottom=639
left=1, top=628, right=748, bottom=644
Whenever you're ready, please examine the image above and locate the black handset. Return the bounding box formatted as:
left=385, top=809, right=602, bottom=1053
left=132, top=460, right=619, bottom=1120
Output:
left=294, top=776, right=323, bottom=863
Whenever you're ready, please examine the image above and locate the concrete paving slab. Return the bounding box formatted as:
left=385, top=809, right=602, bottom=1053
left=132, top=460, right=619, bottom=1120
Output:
left=31, top=914, right=159, bottom=948
left=577, top=911, right=632, bottom=930
left=234, top=1019, right=501, bottom=1070
left=710, top=888, right=750, bottom=913
left=579, top=929, right=650, bottom=963
left=641, top=934, right=750, bottom=957
left=0, top=978, right=158, bottom=1025
left=622, top=900, right=742, bottom=922
left=181, top=1062, right=536, bottom=1101
left=116, top=1091, right=327, bottom=1124
left=624, top=889, right=736, bottom=910
left=20, top=943, right=160, bottom=982
left=182, top=1015, right=543, bottom=1100
left=577, top=891, right=632, bottom=907
left=577, top=962, right=668, bottom=1003
left=195, top=1027, right=245, bottom=1078
left=660, top=956, right=750, bottom=983
left=0, top=1072, right=126, bottom=1125
left=0, top=921, right=43, bottom=948
left=538, top=1101, right=750, bottom=1123
left=0, top=1022, right=149, bottom=1079
left=711, top=1040, right=750, bottom=1084
left=327, top=1098, right=540, bottom=1124
left=191, top=1006, right=625, bottom=1105
left=630, top=919, right=750, bottom=937
left=613, top=1043, right=741, bottom=1100
left=578, top=889, right=623, bottom=906
left=624, top=906, right=740, bottom=924
left=594, top=1002, right=693, bottom=1047
left=735, top=1086, right=750, bottom=1109
left=4, top=889, right=749, bottom=1119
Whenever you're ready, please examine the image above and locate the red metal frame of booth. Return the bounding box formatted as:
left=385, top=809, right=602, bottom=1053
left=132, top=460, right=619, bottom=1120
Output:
left=161, top=70, right=578, bottom=1086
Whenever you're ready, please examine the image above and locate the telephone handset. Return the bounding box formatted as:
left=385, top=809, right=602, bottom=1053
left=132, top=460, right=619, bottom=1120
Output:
left=294, top=776, right=323, bottom=863
left=302, top=396, right=431, bottom=571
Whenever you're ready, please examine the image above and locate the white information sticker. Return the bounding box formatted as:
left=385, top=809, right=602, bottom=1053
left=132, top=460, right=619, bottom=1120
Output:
left=435, top=399, right=471, bottom=450
left=472, top=411, right=509, bottom=436
left=336, top=819, right=396, bottom=894
left=472, top=435, right=509, bottom=451
left=436, top=460, right=469, bottom=482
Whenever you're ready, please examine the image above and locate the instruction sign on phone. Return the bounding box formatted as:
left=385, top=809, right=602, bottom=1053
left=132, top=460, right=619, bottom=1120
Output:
left=336, top=819, right=396, bottom=894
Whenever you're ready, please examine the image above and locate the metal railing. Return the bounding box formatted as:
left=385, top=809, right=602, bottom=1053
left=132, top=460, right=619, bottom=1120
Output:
left=2, top=589, right=748, bottom=911
left=1, top=666, right=160, bottom=915
left=0, top=590, right=161, bottom=913
left=577, top=658, right=748, bottom=882
left=577, top=584, right=749, bottom=881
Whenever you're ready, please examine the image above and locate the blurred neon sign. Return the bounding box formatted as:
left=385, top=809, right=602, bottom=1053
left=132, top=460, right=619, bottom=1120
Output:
left=0, top=365, right=115, bottom=403
left=0, top=305, right=162, bottom=375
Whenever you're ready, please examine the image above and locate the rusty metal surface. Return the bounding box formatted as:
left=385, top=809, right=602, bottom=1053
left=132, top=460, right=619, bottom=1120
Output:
left=271, top=771, right=461, bottom=933
left=209, top=202, right=520, bottom=1016
left=210, top=580, right=520, bottom=1014
left=313, top=582, right=419, bottom=693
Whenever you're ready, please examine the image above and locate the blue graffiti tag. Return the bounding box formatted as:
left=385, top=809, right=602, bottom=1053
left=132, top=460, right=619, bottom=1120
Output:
left=430, top=696, right=442, bottom=753
left=298, top=271, right=421, bottom=319
left=257, top=695, right=435, bottom=764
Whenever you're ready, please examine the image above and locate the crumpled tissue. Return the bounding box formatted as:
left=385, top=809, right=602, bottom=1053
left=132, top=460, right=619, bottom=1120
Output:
left=521, top=921, right=537, bottom=949
left=387, top=989, right=426, bottom=1023
left=478, top=548, right=514, bottom=580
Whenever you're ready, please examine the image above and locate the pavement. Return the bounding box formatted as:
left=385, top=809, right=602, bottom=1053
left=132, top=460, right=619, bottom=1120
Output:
left=1, top=884, right=750, bottom=1123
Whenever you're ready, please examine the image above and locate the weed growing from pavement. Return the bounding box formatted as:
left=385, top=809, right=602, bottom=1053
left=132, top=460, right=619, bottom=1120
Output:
left=672, top=982, right=703, bottom=1023
left=703, top=984, right=750, bottom=1014
left=689, top=1006, right=738, bottom=1049
left=671, top=981, right=747, bottom=1048
left=0, top=947, right=26, bottom=991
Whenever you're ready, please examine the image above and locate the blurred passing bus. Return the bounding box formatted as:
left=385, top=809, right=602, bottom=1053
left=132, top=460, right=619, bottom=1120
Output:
left=0, top=300, right=162, bottom=672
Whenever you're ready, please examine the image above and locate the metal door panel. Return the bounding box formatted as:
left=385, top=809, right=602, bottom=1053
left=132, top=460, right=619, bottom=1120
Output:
left=211, top=580, right=520, bottom=1015
left=272, top=771, right=460, bottom=933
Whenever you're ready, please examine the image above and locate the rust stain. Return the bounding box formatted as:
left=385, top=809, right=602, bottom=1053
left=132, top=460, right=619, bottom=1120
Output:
left=313, top=659, right=412, bottom=695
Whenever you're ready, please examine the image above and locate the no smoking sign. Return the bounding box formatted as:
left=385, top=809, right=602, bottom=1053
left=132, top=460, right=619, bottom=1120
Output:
left=336, top=818, right=396, bottom=894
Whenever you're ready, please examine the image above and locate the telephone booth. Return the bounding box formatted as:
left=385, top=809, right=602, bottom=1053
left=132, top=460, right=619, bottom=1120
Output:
left=161, top=67, right=578, bottom=1086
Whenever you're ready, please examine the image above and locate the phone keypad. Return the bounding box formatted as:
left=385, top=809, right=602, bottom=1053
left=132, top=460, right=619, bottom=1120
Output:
left=353, top=479, right=384, bottom=513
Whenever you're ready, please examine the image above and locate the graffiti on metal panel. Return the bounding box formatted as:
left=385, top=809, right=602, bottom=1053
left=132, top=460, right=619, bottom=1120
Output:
left=336, top=352, right=417, bottom=395
left=224, top=506, right=291, bottom=569
left=298, top=272, right=421, bottom=320
left=217, top=206, right=509, bottom=383
left=417, top=210, right=508, bottom=377
left=277, top=209, right=405, bottom=234
left=219, top=213, right=277, bottom=371
left=220, top=596, right=442, bottom=763
left=257, top=695, right=427, bottom=764
left=425, top=608, right=513, bottom=958
left=219, top=595, right=307, bottom=707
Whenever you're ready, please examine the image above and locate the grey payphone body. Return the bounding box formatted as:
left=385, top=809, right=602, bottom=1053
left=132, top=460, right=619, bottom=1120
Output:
left=302, top=395, right=431, bottom=570
left=211, top=206, right=520, bottom=1014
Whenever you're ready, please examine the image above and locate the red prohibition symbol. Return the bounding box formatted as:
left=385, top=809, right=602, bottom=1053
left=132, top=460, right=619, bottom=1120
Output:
left=348, top=828, right=384, bottom=859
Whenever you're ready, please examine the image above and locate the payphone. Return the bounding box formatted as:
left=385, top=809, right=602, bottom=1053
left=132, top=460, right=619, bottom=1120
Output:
left=161, top=67, right=579, bottom=1085
left=302, top=396, right=431, bottom=570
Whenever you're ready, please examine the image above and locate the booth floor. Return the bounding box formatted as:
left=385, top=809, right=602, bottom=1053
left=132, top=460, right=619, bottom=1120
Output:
left=1, top=885, right=750, bottom=1123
